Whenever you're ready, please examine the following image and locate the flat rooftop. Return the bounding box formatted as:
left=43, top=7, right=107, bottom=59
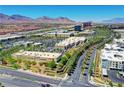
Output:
left=101, top=44, right=124, bottom=62
left=104, top=44, right=124, bottom=50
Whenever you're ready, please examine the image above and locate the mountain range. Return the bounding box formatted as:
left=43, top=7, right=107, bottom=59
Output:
left=0, top=13, right=75, bottom=23
left=102, top=18, right=124, bottom=24
left=1, top=13, right=124, bottom=24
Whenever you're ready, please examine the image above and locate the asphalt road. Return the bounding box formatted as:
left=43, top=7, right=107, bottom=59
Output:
left=82, top=48, right=96, bottom=81
left=60, top=51, right=87, bottom=87
left=60, top=48, right=96, bottom=87
left=80, top=48, right=96, bottom=87
left=71, top=51, right=87, bottom=83
left=0, top=67, right=61, bottom=87
left=0, top=76, right=41, bottom=87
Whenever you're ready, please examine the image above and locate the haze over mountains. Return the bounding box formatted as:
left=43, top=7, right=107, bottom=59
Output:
left=102, top=18, right=124, bottom=24
left=0, top=13, right=75, bottom=23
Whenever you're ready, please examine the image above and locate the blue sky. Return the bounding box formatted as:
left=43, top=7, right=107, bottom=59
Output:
left=0, top=5, right=124, bottom=22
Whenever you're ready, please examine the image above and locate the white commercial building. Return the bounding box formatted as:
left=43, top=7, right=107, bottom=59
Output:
left=55, top=37, right=86, bottom=50
left=101, top=49, right=124, bottom=70
left=13, top=51, right=62, bottom=62
left=101, top=43, right=124, bottom=71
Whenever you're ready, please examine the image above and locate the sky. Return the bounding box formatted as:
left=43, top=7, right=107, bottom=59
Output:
left=0, top=5, right=124, bottom=22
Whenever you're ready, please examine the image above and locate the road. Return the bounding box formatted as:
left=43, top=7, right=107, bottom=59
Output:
left=60, top=48, right=97, bottom=87
left=80, top=48, right=96, bottom=86
left=71, top=51, right=87, bottom=83
left=0, top=67, right=61, bottom=87
left=0, top=75, right=41, bottom=87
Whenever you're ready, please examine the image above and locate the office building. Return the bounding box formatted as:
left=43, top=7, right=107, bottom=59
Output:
left=101, top=43, right=124, bottom=71
left=74, top=25, right=82, bottom=31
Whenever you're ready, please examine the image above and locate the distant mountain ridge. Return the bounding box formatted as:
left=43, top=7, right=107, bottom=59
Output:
left=36, top=16, right=75, bottom=23
left=102, top=18, right=124, bottom=23
left=0, top=13, right=75, bottom=23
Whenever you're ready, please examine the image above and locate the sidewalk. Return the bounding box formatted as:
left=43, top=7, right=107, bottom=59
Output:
left=89, top=76, right=109, bottom=87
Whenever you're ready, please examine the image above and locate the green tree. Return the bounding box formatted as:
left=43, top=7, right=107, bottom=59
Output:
left=57, top=63, right=64, bottom=69
left=109, top=81, right=113, bottom=87
left=0, top=82, right=2, bottom=87
left=12, top=64, right=20, bottom=70
left=118, top=83, right=122, bottom=87
left=61, top=55, right=68, bottom=65
left=47, top=60, right=57, bottom=69
left=23, top=63, right=30, bottom=70
left=65, top=52, right=71, bottom=59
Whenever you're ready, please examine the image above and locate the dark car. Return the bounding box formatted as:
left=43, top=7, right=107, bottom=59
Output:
left=85, top=67, right=88, bottom=69
left=46, top=84, right=51, bottom=87
left=68, top=73, right=71, bottom=76
left=86, top=63, right=89, bottom=65
left=83, top=73, right=87, bottom=76
left=41, top=84, right=51, bottom=87
left=41, top=84, right=46, bottom=87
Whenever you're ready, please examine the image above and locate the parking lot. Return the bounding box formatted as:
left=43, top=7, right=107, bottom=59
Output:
left=108, top=70, right=124, bottom=83
left=0, top=36, right=66, bottom=53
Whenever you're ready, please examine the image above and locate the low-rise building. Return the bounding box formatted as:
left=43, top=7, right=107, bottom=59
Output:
left=101, top=43, right=124, bottom=71
left=12, top=51, right=62, bottom=63
left=101, top=49, right=124, bottom=70
left=55, top=37, right=86, bottom=50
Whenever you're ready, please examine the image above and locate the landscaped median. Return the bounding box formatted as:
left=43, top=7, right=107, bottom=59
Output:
left=89, top=50, right=107, bottom=86
left=80, top=26, right=115, bottom=86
